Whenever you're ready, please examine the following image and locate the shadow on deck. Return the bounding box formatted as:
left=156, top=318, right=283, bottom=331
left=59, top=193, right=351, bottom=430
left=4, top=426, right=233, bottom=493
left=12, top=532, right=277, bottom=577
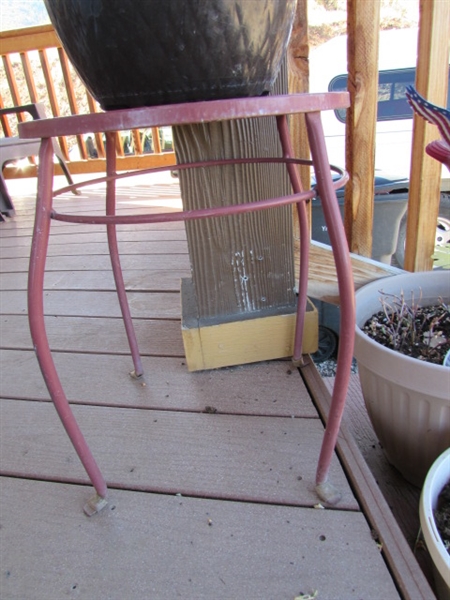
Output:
left=0, top=174, right=435, bottom=599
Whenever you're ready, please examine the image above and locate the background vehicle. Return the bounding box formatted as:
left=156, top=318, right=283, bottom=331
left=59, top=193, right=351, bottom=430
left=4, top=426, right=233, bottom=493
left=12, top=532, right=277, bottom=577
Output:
left=308, top=29, right=450, bottom=361
left=309, top=28, right=450, bottom=269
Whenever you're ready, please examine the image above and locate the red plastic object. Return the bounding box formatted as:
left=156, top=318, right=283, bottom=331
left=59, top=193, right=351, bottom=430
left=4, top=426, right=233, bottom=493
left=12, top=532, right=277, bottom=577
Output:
left=20, top=93, right=354, bottom=510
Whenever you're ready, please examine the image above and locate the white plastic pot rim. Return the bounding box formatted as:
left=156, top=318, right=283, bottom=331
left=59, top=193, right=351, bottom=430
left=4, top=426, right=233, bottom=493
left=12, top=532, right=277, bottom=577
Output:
left=420, top=448, right=450, bottom=583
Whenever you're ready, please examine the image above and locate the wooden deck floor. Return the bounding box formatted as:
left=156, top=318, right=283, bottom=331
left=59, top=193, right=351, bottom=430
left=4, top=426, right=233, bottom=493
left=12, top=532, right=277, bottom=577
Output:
left=0, top=174, right=435, bottom=599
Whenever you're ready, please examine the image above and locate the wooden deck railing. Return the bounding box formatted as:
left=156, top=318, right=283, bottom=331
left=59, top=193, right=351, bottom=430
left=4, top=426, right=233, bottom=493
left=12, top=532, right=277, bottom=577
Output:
left=0, top=24, right=177, bottom=179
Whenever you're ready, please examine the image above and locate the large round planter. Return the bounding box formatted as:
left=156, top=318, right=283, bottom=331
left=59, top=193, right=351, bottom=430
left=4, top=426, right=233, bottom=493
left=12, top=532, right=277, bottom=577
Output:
left=420, top=448, right=450, bottom=600
left=44, top=0, right=297, bottom=110
left=354, top=270, right=450, bottom=487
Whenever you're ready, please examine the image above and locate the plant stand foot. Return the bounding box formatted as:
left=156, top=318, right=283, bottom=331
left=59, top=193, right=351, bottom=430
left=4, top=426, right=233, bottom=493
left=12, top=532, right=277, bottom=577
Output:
left=129, top=370, right=143, bottom=380
left=316, top=480, right=342, bottom=505
left=83, top=493, right=108, bottom=517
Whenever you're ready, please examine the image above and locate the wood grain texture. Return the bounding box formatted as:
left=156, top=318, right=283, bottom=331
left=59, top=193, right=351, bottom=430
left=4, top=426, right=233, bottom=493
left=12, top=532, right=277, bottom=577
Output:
left=287, top=0, right=311, bottom=194
left=173, top=63, right=296, bottom=322
left=344, top=0, right=380, bottom=258
left=0, top=228, right=187, bottom=249
left=0, top=349, right=319, bottom=417
left=0, top=269, right=189, bottom=292
left=0, top=289, right=181, bottom=319
left=1, top=240, right=188, bottom=259
left=404, top=0, right=450, bottom=271
left=0, top=253, right=191, bottom=273
left=182, top=308, right=317, bottom=371
left=1, top=398, right=358, bottom=509
left=1, top=314, right=185, bottom=356
left=299, top=241, right=403, bottom=304
left=1, top=477, right=400, bottom=600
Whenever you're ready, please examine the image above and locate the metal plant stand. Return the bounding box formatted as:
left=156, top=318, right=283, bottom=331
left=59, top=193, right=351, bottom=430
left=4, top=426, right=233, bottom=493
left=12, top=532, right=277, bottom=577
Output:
left=20, top=93, right=354, bottom=514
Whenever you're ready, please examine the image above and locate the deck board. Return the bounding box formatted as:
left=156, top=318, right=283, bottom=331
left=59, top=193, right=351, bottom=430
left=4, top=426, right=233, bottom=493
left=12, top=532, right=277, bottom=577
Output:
left=1, top=240, right=189, bottom=259
left=0, top=253, right=191, bottom=273
left=1, top=398, right=358, bottom=508
left=0, top=269, right=190, bottom=292
left=1, top=477, right=400, bottom=600
left=0, top=350, right=319, bottom=416
left=1, top=289, right=181, bottom=318
left=0, top=228, right=187, bottom=249
left=1, top=314, right=185, bottom=356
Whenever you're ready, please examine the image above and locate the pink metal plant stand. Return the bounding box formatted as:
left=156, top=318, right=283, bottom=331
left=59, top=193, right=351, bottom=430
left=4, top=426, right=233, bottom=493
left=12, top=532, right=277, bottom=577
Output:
left=20, top=93, right=354, bottom=514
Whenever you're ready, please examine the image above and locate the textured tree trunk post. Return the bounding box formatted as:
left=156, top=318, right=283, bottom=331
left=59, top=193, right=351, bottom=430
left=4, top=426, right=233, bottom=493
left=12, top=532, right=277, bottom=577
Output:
left=174, top=61, right=318, bottom=370
left=404, top=0, right=450, bottom=272
left=344, top=0, right=380, bottom=258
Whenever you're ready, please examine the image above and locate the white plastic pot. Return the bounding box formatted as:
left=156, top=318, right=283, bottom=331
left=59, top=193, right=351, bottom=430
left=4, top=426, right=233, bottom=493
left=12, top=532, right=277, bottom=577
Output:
left=420, top=448, right=450, bottom=600
left=354, top=270, right=450, bottom=487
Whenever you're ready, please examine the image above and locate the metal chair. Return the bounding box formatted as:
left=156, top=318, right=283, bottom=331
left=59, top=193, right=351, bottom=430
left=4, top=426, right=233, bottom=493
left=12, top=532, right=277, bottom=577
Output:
left=0, top=103, right=75, bottom=218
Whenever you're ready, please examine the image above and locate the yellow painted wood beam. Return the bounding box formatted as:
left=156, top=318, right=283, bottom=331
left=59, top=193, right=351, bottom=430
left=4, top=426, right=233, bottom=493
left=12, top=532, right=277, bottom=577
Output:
left=181, top=277, right=318, bottom=372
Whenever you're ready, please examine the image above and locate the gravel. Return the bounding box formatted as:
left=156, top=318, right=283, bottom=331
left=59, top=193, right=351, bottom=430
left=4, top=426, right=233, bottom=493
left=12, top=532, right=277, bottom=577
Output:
left=312, top=356, right=358, bottom=378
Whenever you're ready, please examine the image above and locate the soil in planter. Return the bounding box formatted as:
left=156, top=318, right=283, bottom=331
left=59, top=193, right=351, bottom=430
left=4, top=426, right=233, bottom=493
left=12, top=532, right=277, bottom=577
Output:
left=435, top=481, right=450, bottom=554
left=363, top=300, right=450, bottom=366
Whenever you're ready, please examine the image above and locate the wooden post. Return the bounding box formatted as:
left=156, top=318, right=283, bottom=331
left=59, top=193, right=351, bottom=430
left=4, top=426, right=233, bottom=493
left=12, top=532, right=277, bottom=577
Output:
left=404, top=0, right=450, bottom=272
left=344, top=0, right=381, bottom=257
left=287, top=0, right=310, bottom=275
left=288, top=0, right=310, bottom=191
left=174, top=61, right=318, bottom=371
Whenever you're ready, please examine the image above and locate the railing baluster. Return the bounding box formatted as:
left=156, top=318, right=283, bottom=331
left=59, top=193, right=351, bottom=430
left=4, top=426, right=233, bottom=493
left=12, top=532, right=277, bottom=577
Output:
left=2, top=55, right=24, bottom=112
left=20, top=52, right=39, bottom=103
left=0, top=24, right=176, bottom=178
left=86, top=93, right=106, bottom=159
left=57, top=47, right=88, bottom=160
left=132, top=128, right=143, bottom=155
left=151, top=127, right=162, bottom=154
left=0, top=94, right=13, bottom=136
left=38, top=48, right=70, bottom=160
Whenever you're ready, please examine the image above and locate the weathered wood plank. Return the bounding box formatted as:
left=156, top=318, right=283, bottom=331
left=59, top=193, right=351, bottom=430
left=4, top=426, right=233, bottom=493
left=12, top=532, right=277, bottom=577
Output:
left=0, top=269, right=189, bottom=292
left=0, top=290, right=181, bottom=319
left=1, top=240, right=189, bottom=259
left=173, top=63, right=295, bottom=322
left=0, top=219, right=185, bottom=236
left=1, top=477, right=400, bottom=600
left=2, top=198, right=182, bottom=218
left=1, top=398, right=358, bottom=509
left=0, top=349, right=319, bottom=417
left=1, top=199, right=182, bottom=223
left=301, top=241, right=403, bottom=304
left=0, top=253, right=191, bottom=273
left=1, top=314, right=185, bottom=356
left=0, top=24, right=60, bottom=54
left=0, top=228, right=187, bottom=248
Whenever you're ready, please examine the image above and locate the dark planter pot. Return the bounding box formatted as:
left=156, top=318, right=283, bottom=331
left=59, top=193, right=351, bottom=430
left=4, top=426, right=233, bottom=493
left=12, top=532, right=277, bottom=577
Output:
left=44, top=0, right=297, bottom=110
